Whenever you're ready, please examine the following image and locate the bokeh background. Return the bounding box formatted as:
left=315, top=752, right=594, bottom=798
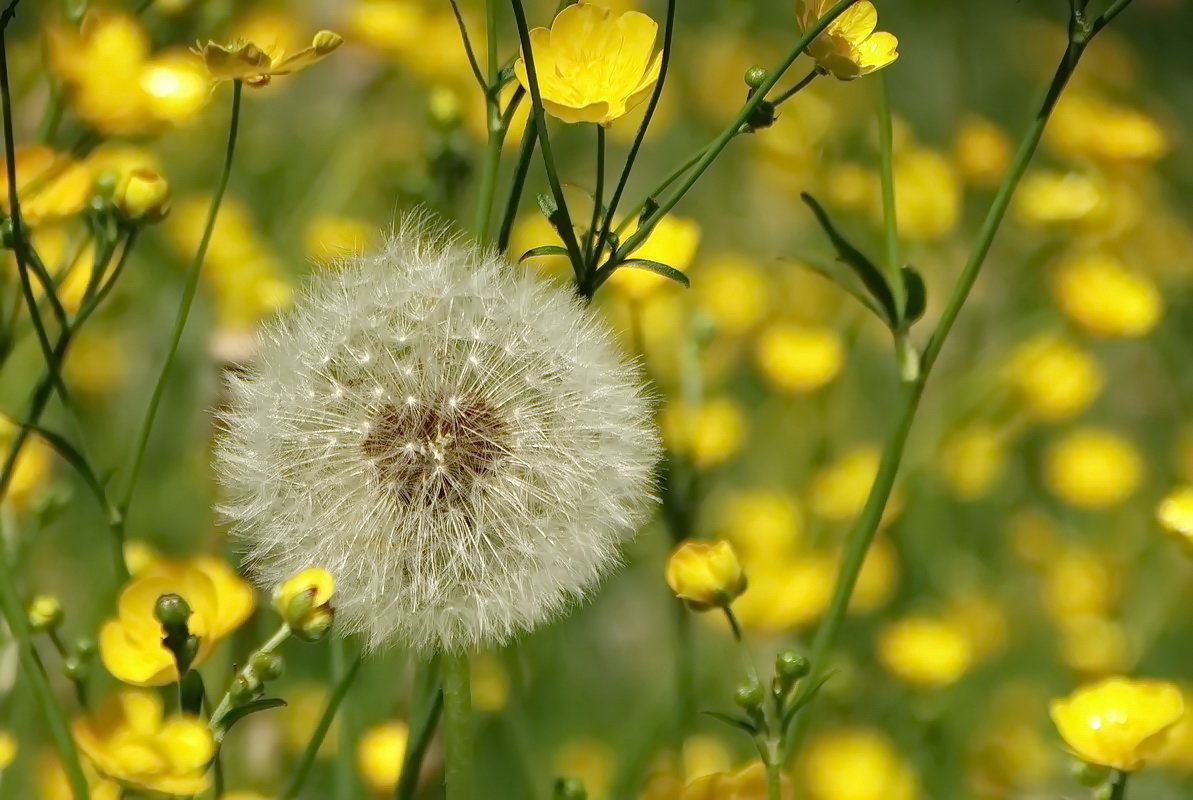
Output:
left=3, top=0, right=1193, bottom=798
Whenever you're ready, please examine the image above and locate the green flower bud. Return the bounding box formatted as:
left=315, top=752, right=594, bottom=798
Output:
left=1072, top=760, right=1111, bottom=788
left=293, top=605, right=334, bottom=642
left=75, top=636, right=97, bottom=658
left=251, top=651, right=284, bottom=682
left=775, top=650, right=811, bottom=682
left=155, top=593, right=192, bottom=629
left=63, top=656, right=86, bottom=682
left=744, top=66, right=768, bottom=90
left=28, top=594, right=63, bottom=633
left=554, top=777, right=587, bottom=800
left=734, top=680, right=764, bottom=709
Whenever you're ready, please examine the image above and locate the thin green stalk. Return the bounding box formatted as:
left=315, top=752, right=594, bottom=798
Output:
left=118, top=79, right=243, bottom=522
left=585, top=125, right=606, bottom=264
left=607, top=0, right=862, bottom=268
left=876, top=72, right=904, bottom=316
left=507, top=0, right=586, bottom=286
left=394, top=659, right=444, bottom=800
left=332, top=636, right=356, bottom=800
left=495, top=121, right=539, bottom=252
left=771, top=67, right=820, bottom=107
left=209, top=624, right=290, bottom=740
left=783, top=1, right=1132, bottom=758
left=595, top=0, right=676, bottom=252
left=447, top=0, right=488, bottom=92
left=0, top=543, right=89, bottom=800
left=1109, top=770, right=1128, bottom=800
left=281, top=651, right=364, bottom=800
left=442, top=651, right=473, bottom=800
left=474, top=99, right=506, bottom=241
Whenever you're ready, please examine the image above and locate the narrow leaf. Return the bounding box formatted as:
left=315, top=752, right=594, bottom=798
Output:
left=700, top=710, right=758, bottom=736
left=519, top=245, right=569, bottom=262
left=781, top=672, right=835, bottom=730
left=618, top=259, right=690, bottom=288
left=801, top=193, right=896, bottom=325
left=219, top=697, right=286, bottom=732
left=786, top=256, right=889, bottom=323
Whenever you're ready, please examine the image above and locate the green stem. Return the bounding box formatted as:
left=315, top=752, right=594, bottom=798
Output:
left=507, top=0, right=586, bottom=287
left=782, top=4, right=1128, bottom=759
left=474, top=99, right=505, bottom=242
left=209, top=623, right=289, bottom=740
left=447, top=0, right=488, bottom=92
left=585, top=125, right=606, bottom=264
left=394, top=660, right=444, bottom=800
left=332, top=636, right=356, bottom=800
left=1108, top=770, right=1128, bottom=800
left=876, top=71, right=904, bottom=316
left=771, top=67, right=820, bottom=107
left=495, top=121, right=538, bottom=253
left=281, top=651, right=364, bottom=799
left=607, top=0, right=862, bottom=268
left=765, top=760, right=782, bottom=800
left=442, top=651, right=474, bottom=800
left=0, top=543, right=89, bottom=800
left=118, top=79, right=243, bottom=522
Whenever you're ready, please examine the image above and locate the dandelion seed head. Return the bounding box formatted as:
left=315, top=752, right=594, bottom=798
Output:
left=216, top=220, right=659, bottom=652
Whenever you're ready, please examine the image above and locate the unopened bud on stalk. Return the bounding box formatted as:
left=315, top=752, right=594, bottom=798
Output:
left=1072, top=760, right=1111, bottom=788
left=665, top=540, right=747, bottom=611
left=293, top=605, right=334, bottom=641
left=251, top=651, right=284, bottom=681
left=734, top=680, right=764, bottom=709
left=154, top=593, right=191, bottom=629
left=554, top=777, right=587, bottom=800
left=114, top=169, right=170, bottom=222
left=744, top=66, right=768, bottom=90
left=775, top=649, right=811, bottom=683
left=63, top=656, right=86, bottom=681
left=28, top=594, right=63, bottom=632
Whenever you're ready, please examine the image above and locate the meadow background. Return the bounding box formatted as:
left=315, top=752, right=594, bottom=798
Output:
left=3, top=0, right=1193, bottom=798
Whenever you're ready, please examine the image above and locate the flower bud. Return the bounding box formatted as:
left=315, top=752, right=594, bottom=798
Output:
left=93, top=170, right=119, bottom=199
left=63, top=656, right=86, bottom=682
left=114, top=169, right=170, bottom=223
left=554, top=777, right=587, bottom=800
left=665, top=540, right=746, bottom=611
left=312, top=30, right=344, bottom=55
left=775, top=649, right=811, bottom=682
left=744, top=66, right=768, bottom=90
left=293, top=605, right=334, bottom=642
left=154, top=593, right=192, bottom=629
left=75, top=635, right=97, bottom=658
left=1072, top=759, right=1111, bottom=787
left=734, top=680, right=764, bottom=709
left=251, top=651, right=284, bottom=682
left=429, top=86, right=463, bottom=129
left=28, top=594, right=63, bottom=632
left=231, top=671, right=261, bottom=702
left=274, top=567, right=336, bottom=634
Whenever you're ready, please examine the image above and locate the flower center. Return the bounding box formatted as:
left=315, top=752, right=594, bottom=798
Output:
left=362, top=394, right=511, bottom=504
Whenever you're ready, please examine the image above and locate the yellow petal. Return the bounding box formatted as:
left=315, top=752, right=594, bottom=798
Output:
left=271, top=30, right=344, bottom=75
left=158, top=716, right=216, bottom=769
left=99, top=620, right=176, bottom=686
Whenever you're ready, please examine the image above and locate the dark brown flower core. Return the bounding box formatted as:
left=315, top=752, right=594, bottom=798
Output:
left=362, top=394, right=511, bottom=504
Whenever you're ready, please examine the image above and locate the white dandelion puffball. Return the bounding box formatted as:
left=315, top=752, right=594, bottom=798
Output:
left=217, top=223, right=659, bottom=652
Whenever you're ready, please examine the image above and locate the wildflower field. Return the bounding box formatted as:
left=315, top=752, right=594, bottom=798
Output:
left=2, top=0, right=1193, bottom=798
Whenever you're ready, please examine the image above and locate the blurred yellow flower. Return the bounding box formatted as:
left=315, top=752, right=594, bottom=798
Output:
left=877, top=616, right=974, bottom=688
left=801, top=727, right=917, bottom=800
left=1051, top=677, right=1184, bottom=771
left=556, top=739, right=615, bottom=797
left=305, top=215, right=377, bottom=262
left=666, top=540, right=746, bottom=610
left=954, top=116, right=1012, bottom=187
left=887, top=148, right=961, bottom=240
left=1059, top=614, right=1130, bottom=675
left=641, top=761, right=791, bottom=799
left=662, top=397, right=745, bottom=468
left=1005, top=334, right=1104, bottom=422
left=1043, top=547, right=1117, bottom=620
left=36, top=753, right=120, bottom=800
left=347, top=0, right=424, bottom=54
left=196, top=30, right=343, bottom=86
left=1051, top=251, right=1161, bottom=337
left=732, top=551, right=835, bottom=632
left=100, top=556, right=255, bottom=686
left=609, top=215, right=702, bottom=300
left=716, top=489, right=802, bottom=559
left=138, top=50, right=211, bottom=125
left=797, top=0, right=898, bottom=81
left=0, top=146, right=93, bottom=225
left=694, top=253, right=769, bottom=337
left=514, top=3, right=662, bottom=126
left=73, top=689, right=214, bottom=796
left=846, top=536, right=899, bottom=613
left=357, top=720, right=407, bottom=794
left=1158, top=486, right=1193, bottom=539
left=824, top=162, right=876, bottom=210
left=0, top=420, right=54, bottom=510
left=65, top=330, right=129, bottom=397
left=754, top=323, right=844, bottom=394
left=1015, top=171, right=1107, bottom=226
left=809, top=445, right=880, bottom=521
left=1048, top=93, right=1167, bottom=163
left=1043, top=428, right=1142, bottom=510
left=938, top=424, right=1009, bottom=501
left=682, top=735, right=732, bottom=782
left=0, top=729, right=14, bottom=770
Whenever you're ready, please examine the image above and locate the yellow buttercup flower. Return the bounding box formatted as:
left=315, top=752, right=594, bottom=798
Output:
left=1051, top=251, right=1162, bottom=338
left=1047, top=92, right=1168, bottom=163
left=954, top=115, right=1012, bottom=187
left=273, top=567, right=335, bottom=639
left=1158, top=486, right=1193, bottom=539
left=0, top=729, right=14, bottom=770
left=0, top=146, right=93, bottom=225
left=809, top=445, right=881, bottom=522
left=877, top=616, right=974, bottom=688
left=195, top=30, right=343, bottom=86
left=113, top=169, right=170, bottom=222
left=666, top=540, right=747, bottom=610
left=99, top=556, right=255, bottom=686
left=514, top=3, right=662, bottom=126
left=887, top=147, right=961, bottom=240
left=801, top=727, right=917, bottom=800
left=694, top=253, right=769, bottom=337
left=662, top=397, right=746, bottom=468
left=1005, top=334, right=1104, bottom=422
left=357, top=720, right=407, bottom=794
left=36, top=753, right=121, bottom=800
left=0, top=420, right=54, bottom=510
left=1043, top=428, right=1142, bottom=510
left=1015, top=170, right=1107, bottom=226
left=797, top=0, right=899, bottom=81
left=716, top=489, right=802, bottom=559
left=754, top=323, right=844, bottom=394
left=731, top=551, right=835, bottom=631
left=938, top=424, right=1009, bottom=501
left=347, top=0, right=425, bottom=54
left=1051, top=677, right=1184, bottom=771
left=73, top=689, right=215, bottom=796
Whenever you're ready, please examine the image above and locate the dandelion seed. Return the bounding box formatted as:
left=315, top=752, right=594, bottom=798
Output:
left=217, top=220, right=659, bottom=652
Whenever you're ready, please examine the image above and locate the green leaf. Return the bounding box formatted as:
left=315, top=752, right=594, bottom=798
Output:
left=218, top=697, right=287, bottom=732
left=519, top=245, right=569, bottom=262
left=700, top=710, right=758, bottom=736
left=617, top=259, right=690, bottom=288
left=781, top=672, right=834, bottom=730
left=638, top=198, right=659, bottom=227
left=800, top=193, right=896, bottom=326
left=787, top=256, right=890, bottom=323
left=900, top=266, right=927, bottom=325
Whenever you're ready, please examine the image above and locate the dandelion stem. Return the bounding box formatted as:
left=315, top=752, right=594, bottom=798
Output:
left=281, top=650, right=364, bottom=800
left=442, top=651, right=474, bottom=800
left=118, top=79, right=243, bottom=526
left=606, top=0, right=862, bottom=269
left=0, top=541, right=90, bottom=800
left=876, top=71, right=904, bottom=317
left=782, top=1, right=1133, bottom=759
